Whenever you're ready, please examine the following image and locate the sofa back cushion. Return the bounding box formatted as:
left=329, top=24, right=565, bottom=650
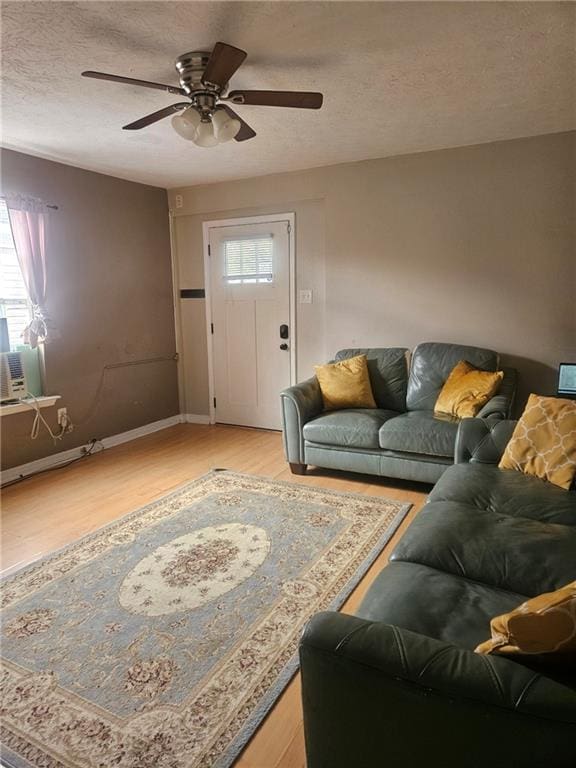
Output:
left=406, top=342, right=498, bottom=412
left=335, top=348, right=409, bottom=412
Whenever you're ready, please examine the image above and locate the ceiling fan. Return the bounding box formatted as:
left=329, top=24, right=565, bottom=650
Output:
left=82, top=42, right=324, bottom=147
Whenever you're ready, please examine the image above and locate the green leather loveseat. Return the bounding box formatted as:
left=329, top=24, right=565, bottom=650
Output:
left=280, top=342, right=517, bottom=483
left=300, top=418, right=576, bottom=768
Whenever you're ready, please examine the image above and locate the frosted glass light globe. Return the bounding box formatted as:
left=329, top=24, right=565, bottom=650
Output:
left=171, top=107, right=201, bottom=140
left=194, top=120, right=218, bottom=148
left=212, top=109, right=241, bottom=143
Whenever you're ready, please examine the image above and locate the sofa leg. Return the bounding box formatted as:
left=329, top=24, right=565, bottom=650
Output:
left=289, top=462, right=307, bottom=475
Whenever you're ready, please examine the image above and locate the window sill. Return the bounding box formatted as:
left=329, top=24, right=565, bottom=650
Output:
left=0, top=395, right=61, bottom=417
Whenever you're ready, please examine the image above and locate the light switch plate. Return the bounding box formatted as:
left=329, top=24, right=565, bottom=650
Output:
left=299, top=289, right=313, bottom=304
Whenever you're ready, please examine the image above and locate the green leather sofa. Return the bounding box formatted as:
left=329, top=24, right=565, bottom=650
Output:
left=300, top=419, right=576, bottom=768
left=281, top=342, right=517, bottom=483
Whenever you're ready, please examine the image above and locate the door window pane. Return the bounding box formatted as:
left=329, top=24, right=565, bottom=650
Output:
left=223, top=236, right=273, bottom=284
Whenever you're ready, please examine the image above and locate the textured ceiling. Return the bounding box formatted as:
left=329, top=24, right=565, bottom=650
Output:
left=2, top=1, right=575, bottom=188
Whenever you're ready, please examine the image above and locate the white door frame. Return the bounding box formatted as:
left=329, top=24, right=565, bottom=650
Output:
left=202, top=213, right=296, bottom=426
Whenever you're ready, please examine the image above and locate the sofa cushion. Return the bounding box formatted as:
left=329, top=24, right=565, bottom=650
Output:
left=476, top=582, right=576, bottom=658
left=378, top=411, right=459, bottom=458
left=315, top=354, right=377, bottom=410
left=406, top=342, right=498, bottom=412
left=335, top=348, right=408, bottom=412
left=303, top=409, right=399, bottom=449
left=357, top=561, right=526, bottom=650
left=434, top=360, right=504, bottom=418
left=390, top=501, right=576, bottom=597
left=499, top=394, right=576, bottom=490
left=429, top=464, right=576, bottom=525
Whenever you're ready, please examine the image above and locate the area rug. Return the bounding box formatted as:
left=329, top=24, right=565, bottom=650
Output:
left=0, top=470, right=411, bottom=768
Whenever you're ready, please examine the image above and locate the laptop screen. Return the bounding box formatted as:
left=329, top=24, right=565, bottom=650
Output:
left=558, top=363, right=576, bottom=398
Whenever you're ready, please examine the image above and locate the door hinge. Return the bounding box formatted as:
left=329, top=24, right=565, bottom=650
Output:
left=287, top=222, right=292, bottom=234
left=213, top=397, right=217, bottom=408
left=211, top=322, right=214, bottom=334
left=208, top=243, right=211, bottom=256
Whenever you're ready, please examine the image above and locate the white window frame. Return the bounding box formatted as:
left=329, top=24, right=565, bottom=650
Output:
left=0, top=198, right=33, bottom=350
left=202, top=213, right=296, bottom=425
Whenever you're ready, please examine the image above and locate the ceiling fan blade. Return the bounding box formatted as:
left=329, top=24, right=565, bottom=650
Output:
left=122, top=103, right=189, bottom=130
left=82, top=71, right=186, bottom=96
left=220, top=105, right=256, bottom=142
left=227, top=90, right=323, bottom=109
left=201, top=42, right=247, bottom=88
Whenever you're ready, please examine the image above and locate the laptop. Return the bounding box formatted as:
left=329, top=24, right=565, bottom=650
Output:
left=557, top=362, right=576, bottom=399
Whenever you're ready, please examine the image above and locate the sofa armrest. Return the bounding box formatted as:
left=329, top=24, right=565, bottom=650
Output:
left=476, top=366, right=517, bottom=419
left=300, top=612, right=576, bottom=768
left=280, top=377, right=324, bottom=464
left=455, top=417, right=517, bottom=465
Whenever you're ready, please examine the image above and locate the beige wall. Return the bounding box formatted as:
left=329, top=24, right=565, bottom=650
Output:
left=1, top=150, right=179, bottom=469
left=170, top=131, right=575, bottom=417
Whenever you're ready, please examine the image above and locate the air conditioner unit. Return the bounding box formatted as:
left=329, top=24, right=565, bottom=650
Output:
left=0, top=351, right=28, bottom=402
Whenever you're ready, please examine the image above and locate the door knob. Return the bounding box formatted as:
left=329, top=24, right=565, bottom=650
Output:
left=279, top=324, right=289, bottom=339
left=280, top=343, right=288, bottom=350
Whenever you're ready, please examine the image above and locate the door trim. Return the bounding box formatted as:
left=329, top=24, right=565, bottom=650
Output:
left=202, top=213, right=296, bottom=426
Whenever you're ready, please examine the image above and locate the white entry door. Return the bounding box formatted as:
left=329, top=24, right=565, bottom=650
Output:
left=208, top=218, right=293, bottom=430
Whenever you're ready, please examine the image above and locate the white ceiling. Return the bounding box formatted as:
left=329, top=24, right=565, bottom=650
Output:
left=2, top=1, right=574, bottom=189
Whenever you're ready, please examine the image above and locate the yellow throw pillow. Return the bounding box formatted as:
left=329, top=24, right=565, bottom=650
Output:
left=434, top=360, right=504, bottom=419
left=314, top=354, right=376, bottom=411
left=475, top=582, right=576, bottom=658
left=499, top=394, right=576, bottom=490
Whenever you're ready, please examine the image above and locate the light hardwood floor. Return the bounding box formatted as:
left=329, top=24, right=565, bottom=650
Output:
left=1, top=424, right=429, bottom=768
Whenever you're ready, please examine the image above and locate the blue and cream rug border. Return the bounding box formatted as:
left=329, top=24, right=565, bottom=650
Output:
left=0, top=470, right=411, bottom=768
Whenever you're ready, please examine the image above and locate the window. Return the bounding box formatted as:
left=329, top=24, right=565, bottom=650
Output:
left=0, top=199, right=32, bottom=349
left=223, top=236, right=273, bottom=284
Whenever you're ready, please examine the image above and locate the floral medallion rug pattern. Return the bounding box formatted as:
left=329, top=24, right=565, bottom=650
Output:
left=0, top=471, right=411, bottom=768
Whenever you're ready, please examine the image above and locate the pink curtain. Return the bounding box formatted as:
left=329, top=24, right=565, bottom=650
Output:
left=6, top=196, right=50, bottom=348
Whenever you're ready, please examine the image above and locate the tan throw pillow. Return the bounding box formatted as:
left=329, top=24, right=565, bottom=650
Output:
left=434, top=360, right=504, bottom=419
left=314, top=354, right=376, bottom=411
left=499, top=394, right=576, bottom=490
left=475, top=582, right=576, bottom=658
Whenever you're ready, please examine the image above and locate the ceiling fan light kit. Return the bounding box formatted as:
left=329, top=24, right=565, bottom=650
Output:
left=171, top=106, right=240, bottom=146
left=82, top=42, right=323, bottom=149
left=212, top=108, right=241, bottom=143
left=195, top=118, right=220, bottom=148
left=171, top=107, right=201, bottom=139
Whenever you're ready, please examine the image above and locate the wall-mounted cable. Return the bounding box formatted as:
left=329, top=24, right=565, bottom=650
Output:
left=72, top=353, right=178, bottom=427
left=19, top=392, right=72, bottom=442
left=0, top=438, right=104, bottom=489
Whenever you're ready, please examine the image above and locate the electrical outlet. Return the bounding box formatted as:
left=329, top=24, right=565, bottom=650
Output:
left=57, top=407, right=68, bottom=427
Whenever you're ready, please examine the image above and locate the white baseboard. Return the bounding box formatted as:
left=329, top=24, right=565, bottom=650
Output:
left=101, top=414, right=183, bottom=449
left=182, top=413, right=211, bottom=424
left=1, top=413, right=198, bottom=485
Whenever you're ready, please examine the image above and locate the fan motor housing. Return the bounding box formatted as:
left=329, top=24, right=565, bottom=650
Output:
left=175, top=51, right=214, bottom=94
